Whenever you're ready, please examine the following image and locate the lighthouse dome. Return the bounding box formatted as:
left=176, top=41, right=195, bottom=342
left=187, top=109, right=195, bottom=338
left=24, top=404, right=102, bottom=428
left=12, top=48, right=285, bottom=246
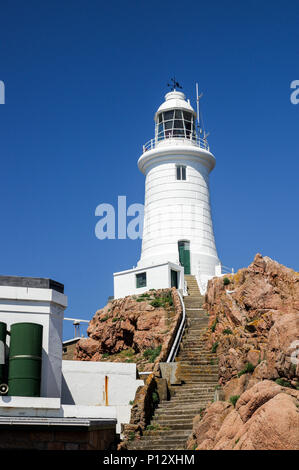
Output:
left=155, top=90, right=195, bottom=116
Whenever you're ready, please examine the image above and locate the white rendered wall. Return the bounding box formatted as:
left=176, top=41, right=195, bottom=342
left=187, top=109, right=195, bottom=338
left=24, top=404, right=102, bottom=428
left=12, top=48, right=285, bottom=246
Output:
left=113, top=262, right=184, bottom=299
left=61, top=361, right=144, bottom=433
left=0, top=286, right=67, bottom=398
left=137, top=145, right=221, bottom=282
left=61, top=360, right=143, bottom=406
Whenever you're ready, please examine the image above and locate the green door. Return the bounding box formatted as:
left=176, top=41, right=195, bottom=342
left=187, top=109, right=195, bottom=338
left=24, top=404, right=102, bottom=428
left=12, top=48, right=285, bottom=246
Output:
left=178, top=241, right=190, bottom=274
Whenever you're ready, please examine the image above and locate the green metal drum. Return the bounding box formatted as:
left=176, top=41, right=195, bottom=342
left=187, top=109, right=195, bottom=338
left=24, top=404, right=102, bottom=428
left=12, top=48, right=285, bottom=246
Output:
left=0, top=322, right=7, bottom=384
left=8, top=323, right=43, bottom=397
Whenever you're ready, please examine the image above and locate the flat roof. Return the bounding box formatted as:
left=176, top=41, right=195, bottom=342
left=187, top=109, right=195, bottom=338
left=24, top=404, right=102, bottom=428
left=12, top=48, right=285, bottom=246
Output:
left=0, top=416, right=116, bottom=431
left=0, top=275, right=64, bottom=294
left=63, top=337, right=81, bottom=345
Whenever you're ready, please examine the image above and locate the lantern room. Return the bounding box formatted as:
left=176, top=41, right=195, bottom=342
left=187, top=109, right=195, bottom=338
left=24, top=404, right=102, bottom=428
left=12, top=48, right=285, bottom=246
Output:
left=155, top=91, right=197, bottom=141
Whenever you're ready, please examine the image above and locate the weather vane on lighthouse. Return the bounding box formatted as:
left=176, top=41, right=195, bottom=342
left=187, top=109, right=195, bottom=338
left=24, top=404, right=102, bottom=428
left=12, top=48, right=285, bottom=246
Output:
left=167, top=77, right=182, bottom=91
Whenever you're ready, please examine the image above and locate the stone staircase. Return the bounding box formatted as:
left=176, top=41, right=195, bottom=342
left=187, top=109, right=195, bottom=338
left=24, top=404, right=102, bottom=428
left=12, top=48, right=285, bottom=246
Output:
left=184, top=274, right=201, bottom=297
left=127, top=276, right=218, bottom=450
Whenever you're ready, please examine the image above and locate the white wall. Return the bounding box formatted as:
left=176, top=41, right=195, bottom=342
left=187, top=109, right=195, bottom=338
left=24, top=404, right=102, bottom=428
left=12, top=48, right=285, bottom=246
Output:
left=138, top=151, right=220, bottom=281
left=0, top=286, right=67, bottom=398
left=113, top=261, right=184, bottom=299
left=61, top=360, right=144, bottom=434
left=61, top=360, right=143, bottom=407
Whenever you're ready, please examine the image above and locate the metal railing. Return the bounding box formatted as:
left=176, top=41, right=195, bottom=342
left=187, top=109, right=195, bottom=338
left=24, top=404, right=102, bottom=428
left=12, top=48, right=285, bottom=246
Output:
left=221, top=265, right=235, bottom=274
left=166, top=289, right=186, bottom=362
left=143, top=134, right=209, bottom=153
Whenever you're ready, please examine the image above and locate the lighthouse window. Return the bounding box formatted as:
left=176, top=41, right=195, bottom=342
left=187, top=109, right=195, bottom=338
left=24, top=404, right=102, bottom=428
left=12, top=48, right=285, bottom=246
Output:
left=136, top=272, right=147, bottom=288
left=183, top=111, right=192, bottom=122
left=156, top=110, right=196, bottom=141
left=176, top=165, right=186, bottom=180
left=163, top=111, right=174, bottom=121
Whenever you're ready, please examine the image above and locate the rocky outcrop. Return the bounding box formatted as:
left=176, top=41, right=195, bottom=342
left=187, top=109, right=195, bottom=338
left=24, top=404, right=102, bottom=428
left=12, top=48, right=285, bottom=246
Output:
left=188, top=380, right=299, bottom=450
left=118, top=373, right=160, bottom=450
left=74, top=288, right=182, bottom=372
left=188, top=254, right=299, bottom=450
left=204, top=254, right=299, bottom=387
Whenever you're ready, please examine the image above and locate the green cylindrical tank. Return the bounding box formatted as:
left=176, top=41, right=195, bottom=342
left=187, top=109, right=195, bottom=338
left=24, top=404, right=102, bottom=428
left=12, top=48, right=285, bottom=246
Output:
left=8, top=322, right=43, bottom=397
left=0, top=322, right=7, bottom=384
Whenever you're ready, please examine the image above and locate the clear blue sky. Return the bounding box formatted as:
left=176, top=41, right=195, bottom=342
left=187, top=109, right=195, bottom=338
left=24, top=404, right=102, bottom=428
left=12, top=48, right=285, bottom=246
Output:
left=0, top=1, right=298, bottom=340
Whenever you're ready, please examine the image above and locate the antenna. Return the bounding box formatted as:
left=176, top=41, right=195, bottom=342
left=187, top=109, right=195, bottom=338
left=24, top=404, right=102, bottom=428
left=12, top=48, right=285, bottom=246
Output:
left=195, top=82, right=208, bottom=139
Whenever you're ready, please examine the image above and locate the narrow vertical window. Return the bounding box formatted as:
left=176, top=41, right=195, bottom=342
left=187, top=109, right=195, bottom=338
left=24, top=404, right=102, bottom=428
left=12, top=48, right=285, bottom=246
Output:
left=176, top=165, right=186, bottom=180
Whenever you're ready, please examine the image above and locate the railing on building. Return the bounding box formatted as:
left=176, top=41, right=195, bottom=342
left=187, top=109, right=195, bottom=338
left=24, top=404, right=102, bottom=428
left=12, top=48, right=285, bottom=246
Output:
left=166, top=290, right=186, bottom=362
left=143, top=134, right=209, bottom=153
left=221, top=265, right=235, bottom=275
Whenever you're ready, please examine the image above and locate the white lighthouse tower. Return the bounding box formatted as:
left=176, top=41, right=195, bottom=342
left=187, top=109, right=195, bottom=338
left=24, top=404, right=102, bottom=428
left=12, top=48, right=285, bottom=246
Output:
left=113, top=84, right=221, bottom=298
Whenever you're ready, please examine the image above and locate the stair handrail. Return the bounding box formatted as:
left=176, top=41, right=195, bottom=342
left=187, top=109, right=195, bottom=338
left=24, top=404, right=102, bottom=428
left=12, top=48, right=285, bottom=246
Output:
left=166, top=289, right=186, bottom=363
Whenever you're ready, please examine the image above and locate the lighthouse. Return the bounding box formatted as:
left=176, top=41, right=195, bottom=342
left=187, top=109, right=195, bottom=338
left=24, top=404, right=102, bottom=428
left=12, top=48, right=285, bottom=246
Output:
left=113, top=85, right=221, bottom=298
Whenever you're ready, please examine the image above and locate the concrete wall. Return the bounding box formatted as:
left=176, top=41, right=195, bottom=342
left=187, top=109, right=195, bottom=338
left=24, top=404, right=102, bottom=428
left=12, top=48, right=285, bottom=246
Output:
left=0, top=286, right=67, bottom=398
left=61, top=360, right=143, bottom=406
left=0, top=426, right=116, bottom=450
left=61, top=361, right=144, bottom=433
left=113, top=261, right=184, bottom=299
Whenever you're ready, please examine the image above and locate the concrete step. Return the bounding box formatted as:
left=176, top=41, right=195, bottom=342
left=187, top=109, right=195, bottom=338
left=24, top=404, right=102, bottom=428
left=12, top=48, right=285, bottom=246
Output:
left=138, top=437, right=189, bottom=446
left=129, top=443, right=188, bottom=450
left=143, top=429, right=191, bottom=437
left=151, top=417, right=193, bottom=425
left=155, top=409, right=204, bottom=417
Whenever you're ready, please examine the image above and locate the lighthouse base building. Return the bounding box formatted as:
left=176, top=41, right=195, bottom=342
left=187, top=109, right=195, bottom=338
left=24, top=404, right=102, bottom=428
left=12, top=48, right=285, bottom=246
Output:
left=114, top=89, right=222, bottom=299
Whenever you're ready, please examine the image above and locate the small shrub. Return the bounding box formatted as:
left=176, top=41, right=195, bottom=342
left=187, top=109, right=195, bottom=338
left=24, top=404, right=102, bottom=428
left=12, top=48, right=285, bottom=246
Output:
left=223, top=277, right=230, bottom=286
left=100, top=316, right=109, bottom=322
left=150, top=299, right=162, bottom=308
left=143, top=345, right=162, bottom=362
left=211, top=342, right=219, bottom=353
left=238, top=362, right=255, bottom=377
left=229, top=395, right=240, bottom=407
left=275, top=378, right=292, bottom=388
left=112, top=317, right=119, bottom=322
left=152, top=391, right=159, bottom=404
left=211, top=317, right=218, bottom=332
left=102, top=353, right=110, bottom=359
left=146, top=423, right=160, bottom=431
left=128, top=431, right=135, bottom=441
left=129, top=400, right=134, bottom=405
left=223, top=328, right=233, bottom=335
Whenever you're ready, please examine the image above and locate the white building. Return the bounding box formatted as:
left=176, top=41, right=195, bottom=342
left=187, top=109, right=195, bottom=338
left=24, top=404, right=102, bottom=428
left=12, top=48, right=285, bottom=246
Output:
left=114, top=88, right=221, bottom=298
left=0, top=275, right=143, bottom=447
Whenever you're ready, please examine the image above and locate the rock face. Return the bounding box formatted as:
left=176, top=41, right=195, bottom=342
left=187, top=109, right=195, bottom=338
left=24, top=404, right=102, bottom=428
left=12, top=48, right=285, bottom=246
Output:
left=205, top=254, right=299, bottom=387
left=74, top=288, right=182, bottom=372
left=188, top=380, right=299, bottom=450
left=188, top=254, right=299, bottom=450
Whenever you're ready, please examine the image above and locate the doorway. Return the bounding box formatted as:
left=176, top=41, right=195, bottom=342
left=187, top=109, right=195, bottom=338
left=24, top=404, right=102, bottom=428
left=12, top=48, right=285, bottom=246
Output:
left=171, top=269, right=178, bottom=288
left=178, top=240, right=191, bottom=275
